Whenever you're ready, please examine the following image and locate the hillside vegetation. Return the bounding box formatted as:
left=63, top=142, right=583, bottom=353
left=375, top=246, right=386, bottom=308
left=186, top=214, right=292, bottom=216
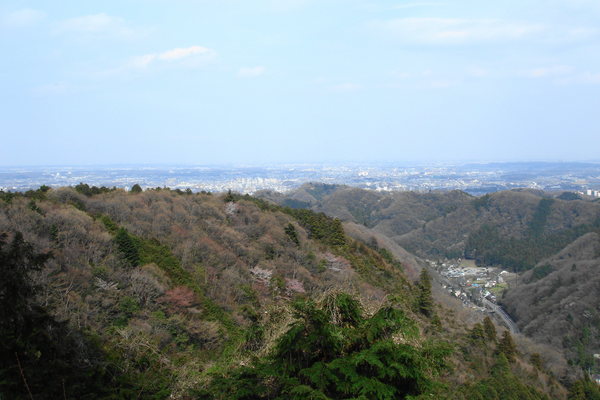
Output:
left=264, top=184, right=600, bottom=272
left=502, top=232, right=600, bottom=370
left=0, top=186, right=569, bottom=399
left=262, top=184, right=600, bottom=388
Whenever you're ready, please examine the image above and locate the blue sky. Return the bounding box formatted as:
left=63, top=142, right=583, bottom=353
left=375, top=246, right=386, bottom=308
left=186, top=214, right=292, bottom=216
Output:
left=1, top=0, right=600, bottom=166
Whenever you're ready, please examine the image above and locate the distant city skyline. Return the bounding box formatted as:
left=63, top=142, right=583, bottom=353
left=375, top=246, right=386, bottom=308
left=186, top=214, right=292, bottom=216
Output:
left=2, top=0, right=600, bottom=166
left=2, top=162, right=600, bottom=195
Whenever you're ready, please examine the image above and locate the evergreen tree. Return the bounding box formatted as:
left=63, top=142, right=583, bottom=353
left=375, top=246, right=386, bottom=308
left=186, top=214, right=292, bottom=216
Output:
left=115, top=228, right=140, bottom=267
left=483, top=316, right=497, bottom=342
left=130, top=184, right=143, bottom=193
left=284, top=223, right=300, bottom=246
left=0, top=233, right=114, bottom=398
left=497, top=330, right=518, bottom=363
left=568, top=381, right=587, bottom=400
left=417, top=268, right=434, bottom=317
left=224, top=189, right=235, bottom=203
left=469, top=323, right=486, bottom=343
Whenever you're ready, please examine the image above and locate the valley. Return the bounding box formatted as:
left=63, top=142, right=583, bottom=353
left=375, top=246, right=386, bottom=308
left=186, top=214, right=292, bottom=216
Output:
left=427, top=258, right=519, bottom=333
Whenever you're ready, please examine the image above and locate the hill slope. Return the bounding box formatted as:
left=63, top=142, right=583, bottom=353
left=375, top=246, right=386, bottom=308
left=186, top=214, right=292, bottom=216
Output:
left=502, top=232, right=600, bottom=369
left=0, top=186, right=568, bottom=399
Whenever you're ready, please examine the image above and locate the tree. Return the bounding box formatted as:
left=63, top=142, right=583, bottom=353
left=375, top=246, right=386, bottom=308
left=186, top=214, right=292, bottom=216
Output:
left=0, top=233, right=113, bottom=398
left=497, top=330, right=517, bottom=362
left=469, top=323, right=486, bottom=343
left=417, top=268, right=434, bottom=317
left=284, top=223, right=300, bottom=246
left=483, top=316, right=497, bottom=342
left=115, top=228, right=140, bottom=267
left=224, top=189, right=235, bottom=203
left=130, top=183, right=143, bottom=193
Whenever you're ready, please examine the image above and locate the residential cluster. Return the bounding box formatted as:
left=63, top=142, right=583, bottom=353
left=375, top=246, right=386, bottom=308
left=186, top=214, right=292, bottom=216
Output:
left=427, top=258, right=514, bottom=309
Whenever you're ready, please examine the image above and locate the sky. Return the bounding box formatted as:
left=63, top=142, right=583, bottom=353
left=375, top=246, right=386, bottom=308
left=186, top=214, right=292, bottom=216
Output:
left=1, top=0, right=600, bottom=166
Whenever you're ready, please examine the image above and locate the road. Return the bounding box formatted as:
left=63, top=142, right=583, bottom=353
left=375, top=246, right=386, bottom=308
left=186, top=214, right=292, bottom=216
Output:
left=482, top=297, right=519, bottom=334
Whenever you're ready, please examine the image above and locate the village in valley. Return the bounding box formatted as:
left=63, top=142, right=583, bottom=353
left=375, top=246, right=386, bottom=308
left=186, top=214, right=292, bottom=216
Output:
left=426, top=258, right=521, bottom=331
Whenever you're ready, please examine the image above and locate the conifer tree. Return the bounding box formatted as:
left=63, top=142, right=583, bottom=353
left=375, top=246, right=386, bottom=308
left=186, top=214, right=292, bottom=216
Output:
left=483, top=316, right=497, bottom=342
left=469, top=323, right=486, bottom=343
left=568, top=381, right=587, bottom=400
left=417, top=268, right=434, bottom=317
left=497, top=330, right=517, bottom=362
left=284, top=223, right=300, bottom=246
left=115, top=228, right=140, bottom=267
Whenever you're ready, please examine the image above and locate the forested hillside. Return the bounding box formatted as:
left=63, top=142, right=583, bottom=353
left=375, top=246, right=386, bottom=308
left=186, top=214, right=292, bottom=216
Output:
left=265, top=184, right=600, bottom=272
left=502, top=233, right=600, bottom=370
left=0, top=185, right=574, bottom=399
left=262, top=184, right=600, bottom=396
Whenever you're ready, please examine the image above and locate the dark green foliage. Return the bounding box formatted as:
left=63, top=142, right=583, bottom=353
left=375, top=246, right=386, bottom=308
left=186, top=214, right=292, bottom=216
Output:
left=497, top=331, right=518, bottom=363
left=529, top=264, right=555, bottom=282
left=416, top=268, right=435, bottom=317
left=458, top=353, right=549, bottom=400
left=284, top=208, right=346, bottom=247
left=74, top=182, right=116, bottom=197
left=530, top=353, right=543, bottom=370
left=273, top=300, right=344, bottom=373
left=222, top=192, right=347, bottom=247
left=27, top=199, right=44, bottom=215
left=0, top=190, right=16, bottom=203
left=0, top=232, right=50, bottom=341
left=282, top=199, right=311, bottom=209
left=197, top=295, right=451, bottom=400
left=284, top=223, right=300, bottom=246
left=472, top=194, right=492, bottom=211
left=304, top=183, right=339, bottom=201
left=0, top=233, right=117, bottom=399
left=377, top=247, right=404, bottom=270
left=130, top=183, right=143, bottom=193
left=483, top=316, right=497, bottom=342
left=99, top=214, right=119, bottom=233
left=527, top=199, right=554, bottom=237
left=469, top=323, right=486, bottom=343
left=465, top=219, right=600, bottom=272
left=558, top=192, right=582, bottom=201
left=23, top=186, right=51, bottom=201
left=568, top=378, right=600, bottom=400
left=224, top=189, right=236, bottom=203
left=114, top=227, right=140, bottom=267
left=49, top=224, right=59, bottom=242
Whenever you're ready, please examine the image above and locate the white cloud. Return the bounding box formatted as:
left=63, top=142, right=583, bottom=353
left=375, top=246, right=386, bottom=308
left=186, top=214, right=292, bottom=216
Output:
left=237, top=66, right=266, bottom=78
left=369, top=18, right=545, bottom=44
left=128, top=46, right=217, bottom=70
left=57, top=13, right=140, bottom=39
left=2, top=8, right=45, bottom=28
